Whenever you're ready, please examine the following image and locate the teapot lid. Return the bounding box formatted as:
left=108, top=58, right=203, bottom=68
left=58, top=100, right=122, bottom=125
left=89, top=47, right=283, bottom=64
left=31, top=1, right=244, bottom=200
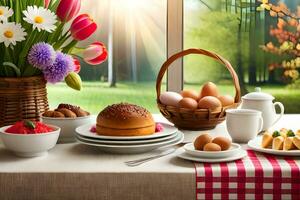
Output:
left=242, top=87, right=274, bottom=100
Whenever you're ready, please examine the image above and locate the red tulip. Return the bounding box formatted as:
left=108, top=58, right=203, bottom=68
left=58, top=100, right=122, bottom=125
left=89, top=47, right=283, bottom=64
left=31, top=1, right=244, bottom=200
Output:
left=44, top=0, right=51, bottom=8
left=73, top=57, right=81, bottom=73
left=57, top=0, right=81, bottom=22
left=70, top=14, right=97, bottom=41
left=83, top=42, right=108, bottom=65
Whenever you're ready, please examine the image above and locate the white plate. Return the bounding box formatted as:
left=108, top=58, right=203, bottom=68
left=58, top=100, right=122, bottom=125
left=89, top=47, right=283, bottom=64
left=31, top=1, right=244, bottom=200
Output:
left=177, top=148, right=247, bottom=163
left=76, top=131, right=184, bottom=154
left=248, top=136, right=300, bottom=156
left=75, top=131, right=178, bottom=144
left=75, top=123, right=178, bottom=140
left=183, top=143, right=241, bottom=158
left=76, top=131, right=181, bottom=147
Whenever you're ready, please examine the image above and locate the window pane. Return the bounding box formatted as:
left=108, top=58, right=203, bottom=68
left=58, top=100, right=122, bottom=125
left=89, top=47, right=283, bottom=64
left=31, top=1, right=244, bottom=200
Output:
left=48, top=0, right=167, bottom=113
left=184, top=0, right=300, bottom=113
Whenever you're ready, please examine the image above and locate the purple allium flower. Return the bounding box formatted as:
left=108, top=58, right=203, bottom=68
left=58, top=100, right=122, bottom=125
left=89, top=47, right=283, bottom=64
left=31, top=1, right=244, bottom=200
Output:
left=43, top=52, right=74, bottom=84
left=28, top=42, right=56, bottom=69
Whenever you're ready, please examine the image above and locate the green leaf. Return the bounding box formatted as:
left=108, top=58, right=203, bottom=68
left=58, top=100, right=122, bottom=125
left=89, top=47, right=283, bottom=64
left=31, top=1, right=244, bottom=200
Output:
left=24, top=120, right=36, bottom=129
left=272, top=131, right=280, bottom=138
left=287, top=130, right=295, bottom=137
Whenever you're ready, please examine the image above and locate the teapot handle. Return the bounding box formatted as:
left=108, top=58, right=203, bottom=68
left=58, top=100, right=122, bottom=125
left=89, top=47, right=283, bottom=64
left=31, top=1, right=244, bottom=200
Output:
left=272, top=102, right=284, bottom=126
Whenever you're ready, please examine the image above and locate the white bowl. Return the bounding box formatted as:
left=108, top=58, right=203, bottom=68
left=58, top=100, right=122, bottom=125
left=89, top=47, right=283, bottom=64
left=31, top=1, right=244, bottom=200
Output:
left=183, top=143, right=241, bottom=158
left=41, top=115, right=92, bottom=143
left=0, top=125, right=60, bottom=157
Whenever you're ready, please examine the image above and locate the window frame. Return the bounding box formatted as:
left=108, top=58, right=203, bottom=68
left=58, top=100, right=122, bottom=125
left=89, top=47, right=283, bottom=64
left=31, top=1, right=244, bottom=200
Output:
left=166, top=0, right=183, bottom=93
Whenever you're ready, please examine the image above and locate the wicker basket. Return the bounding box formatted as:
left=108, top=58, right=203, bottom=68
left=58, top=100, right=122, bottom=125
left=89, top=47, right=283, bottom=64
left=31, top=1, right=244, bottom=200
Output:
left=0, top=76, right=49, bottom=126
left=156, top=48, right=241, bottom=130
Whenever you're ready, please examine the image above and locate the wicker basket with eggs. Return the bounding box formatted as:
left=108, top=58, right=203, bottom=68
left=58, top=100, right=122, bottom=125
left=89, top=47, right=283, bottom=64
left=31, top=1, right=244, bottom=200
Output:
left=156, top=48, right=241, bottom=130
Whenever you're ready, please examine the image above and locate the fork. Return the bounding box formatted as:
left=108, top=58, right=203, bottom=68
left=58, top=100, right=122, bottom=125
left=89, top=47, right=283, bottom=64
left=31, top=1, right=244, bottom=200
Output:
left=125, top=148, right=176, bottom=167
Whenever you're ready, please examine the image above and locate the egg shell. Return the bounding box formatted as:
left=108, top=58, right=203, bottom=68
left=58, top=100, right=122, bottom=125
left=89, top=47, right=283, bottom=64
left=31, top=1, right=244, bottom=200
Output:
left=198, top=96, right=222, bottom=110
left=218, top=95, right=234, bottom=107
left=178, top=98, right=198, bottom=110
left=212, top=137, right=231, bottom=151
left=159, top=92, right=183, bottom=107
left=180, top=90, right=200, bottom=100
left=203, top=143, right=221, bottom=151
left=194, top=134, right=212, bottom=151
left=200, top=82, right=219, bottom=97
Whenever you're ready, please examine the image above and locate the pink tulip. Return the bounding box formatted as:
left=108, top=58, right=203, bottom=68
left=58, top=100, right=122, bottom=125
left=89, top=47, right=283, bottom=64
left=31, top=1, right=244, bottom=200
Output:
left=83, top=42, right=108, bottom=65
left=70, top=14, right=97, bottom=41
left=73, top=57, right=81, bottom=73
left=44, top=0, right=51, bottom=8
left=56, top=0, right=81, bottom=22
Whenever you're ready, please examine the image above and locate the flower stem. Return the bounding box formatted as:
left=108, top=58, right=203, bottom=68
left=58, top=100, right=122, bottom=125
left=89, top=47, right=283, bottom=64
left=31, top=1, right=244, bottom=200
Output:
left=62, top=40, right=78, bottom=54
left=53, top=34, right=71, bottom=50
left=3, top=62, right=21, bottom=77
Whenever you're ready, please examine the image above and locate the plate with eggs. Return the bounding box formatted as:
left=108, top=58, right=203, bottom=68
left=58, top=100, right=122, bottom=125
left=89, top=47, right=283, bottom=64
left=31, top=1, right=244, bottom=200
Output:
left=248, top=128, right=300, bottom=156
left=177, top=134, right=247, bottom=163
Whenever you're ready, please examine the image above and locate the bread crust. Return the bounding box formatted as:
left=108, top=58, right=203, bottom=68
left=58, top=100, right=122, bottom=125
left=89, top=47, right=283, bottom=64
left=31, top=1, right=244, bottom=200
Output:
left=96, top=124, right=155, bottom=136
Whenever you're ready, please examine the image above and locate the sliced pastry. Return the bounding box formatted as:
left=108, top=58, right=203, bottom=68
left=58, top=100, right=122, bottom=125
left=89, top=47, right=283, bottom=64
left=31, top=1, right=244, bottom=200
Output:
left=283, top=137, right=295, bottom=151
left=293, top=136, right=300, bottom=150
left=296, top=130, right=300, bottom=137
left=261, top=132, right=273, bottom=148
left=272, top=136, right=284, bottom=150
left=280, top=128, right=288, bottom=138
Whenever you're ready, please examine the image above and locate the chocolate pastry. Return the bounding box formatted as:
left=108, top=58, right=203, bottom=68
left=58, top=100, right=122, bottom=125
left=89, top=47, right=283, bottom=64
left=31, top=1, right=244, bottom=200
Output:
left=58, top=103, right=80, bottom=112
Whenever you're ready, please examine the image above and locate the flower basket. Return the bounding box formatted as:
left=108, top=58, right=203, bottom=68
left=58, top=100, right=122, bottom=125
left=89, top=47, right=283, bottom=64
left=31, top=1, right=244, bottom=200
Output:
left=0, top=1, right=108, bottom=126
left=156, top=48, right=241, bottom=130
left=0, top=76, right=49, bottom=126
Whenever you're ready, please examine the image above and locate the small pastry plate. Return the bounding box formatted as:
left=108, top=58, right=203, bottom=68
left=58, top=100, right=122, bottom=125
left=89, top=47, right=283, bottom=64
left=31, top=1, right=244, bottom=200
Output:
left=177, top=148, right=247, bottom=163
left=248, top=136, right=300, bottom=156
left=183, top=143, right=241, bottom=158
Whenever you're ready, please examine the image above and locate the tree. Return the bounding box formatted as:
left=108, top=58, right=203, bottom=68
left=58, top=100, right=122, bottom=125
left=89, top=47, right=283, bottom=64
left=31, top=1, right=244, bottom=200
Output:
left=258, top=0, right=300, bottom=83
left=222, top=0, right=252, bottom=94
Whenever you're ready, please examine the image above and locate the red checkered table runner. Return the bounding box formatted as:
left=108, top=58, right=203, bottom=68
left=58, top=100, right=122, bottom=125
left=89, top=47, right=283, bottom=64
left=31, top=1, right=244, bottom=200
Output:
left=194, top=150, right=300, bottom=200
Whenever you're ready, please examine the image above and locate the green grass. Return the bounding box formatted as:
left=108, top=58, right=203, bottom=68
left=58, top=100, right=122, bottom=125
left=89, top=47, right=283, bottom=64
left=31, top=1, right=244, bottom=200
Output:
left=47, top=82, right=300, bottom=114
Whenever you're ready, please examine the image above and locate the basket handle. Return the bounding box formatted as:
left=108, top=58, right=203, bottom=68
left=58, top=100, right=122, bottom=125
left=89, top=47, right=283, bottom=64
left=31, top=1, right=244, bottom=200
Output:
left=156, top=48, right=241, bottom=103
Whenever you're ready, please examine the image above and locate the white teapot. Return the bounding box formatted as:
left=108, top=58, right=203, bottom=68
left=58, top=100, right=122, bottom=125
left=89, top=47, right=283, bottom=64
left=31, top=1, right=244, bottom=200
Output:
left=240, top=87, right=284, bottom=131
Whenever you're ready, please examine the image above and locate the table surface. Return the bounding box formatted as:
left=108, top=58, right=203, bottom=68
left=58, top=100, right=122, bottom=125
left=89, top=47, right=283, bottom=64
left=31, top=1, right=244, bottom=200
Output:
left=0, top=114, right=299, bottom=200
left=0, top=114, right=299, bottom=173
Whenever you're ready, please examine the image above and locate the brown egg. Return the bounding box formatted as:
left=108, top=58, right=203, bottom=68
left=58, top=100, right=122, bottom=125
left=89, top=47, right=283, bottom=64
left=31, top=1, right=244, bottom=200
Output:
left=203, top=143, right=221, bottom=151
left=212, top=137, right=231, bottom=151
left=198, top=96, right=222, bottom=111
left=200, top=82, right=219, bottom=97
left=178, top=98, right=198, bottom=110
left=218, top=95, right=234, bottom=107
left=194, top=134, right=212, bottom=151
left=180, top=90, right=200, bottom=100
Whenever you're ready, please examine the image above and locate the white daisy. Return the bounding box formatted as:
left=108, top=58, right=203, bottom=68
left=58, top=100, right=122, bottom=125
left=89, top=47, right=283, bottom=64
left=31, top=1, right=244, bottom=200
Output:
left=0, top=22, right=27, bottom=47
left=23, top=6, right=57, bottom=32
left=0, top=6, right=13, bottom=23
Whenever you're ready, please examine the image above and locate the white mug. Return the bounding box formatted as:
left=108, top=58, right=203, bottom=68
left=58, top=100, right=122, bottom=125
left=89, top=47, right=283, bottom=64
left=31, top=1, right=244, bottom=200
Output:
left=226, top=109, right=263, bottom=143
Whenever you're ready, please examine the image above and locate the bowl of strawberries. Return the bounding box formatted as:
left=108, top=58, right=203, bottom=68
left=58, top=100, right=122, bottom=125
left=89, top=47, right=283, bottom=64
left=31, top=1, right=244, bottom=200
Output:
left=0, top=120, right=60, bottom=157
